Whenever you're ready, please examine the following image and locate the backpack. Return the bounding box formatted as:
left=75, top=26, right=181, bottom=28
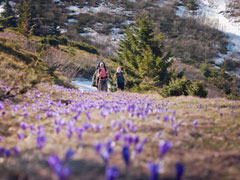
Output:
left=91, top=70, right=98, bottom=87
left=116, top=72, right=124, bottom=83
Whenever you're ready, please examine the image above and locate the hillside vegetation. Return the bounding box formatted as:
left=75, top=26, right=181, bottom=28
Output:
left=0, top=28, right=101, bottom=78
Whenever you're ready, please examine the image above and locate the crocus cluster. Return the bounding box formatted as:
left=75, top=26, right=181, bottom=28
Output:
left=46, top=149, right=74, bottom=180
left=1, top=82, right=202, bottom=180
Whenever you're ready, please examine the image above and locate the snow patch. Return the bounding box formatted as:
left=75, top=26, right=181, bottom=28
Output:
left=67, top=18, right=77, bottom=23
left=154, top=0, right=174, bottom=7
left=71, top=78, right=97, bottom=92
left=176, top=0, right=240, bottom=65
left=79, top=27, right=123, bottom=45
left=66, top=2, right=125, bottom=16
left=0, top=2, right=5, bottom=16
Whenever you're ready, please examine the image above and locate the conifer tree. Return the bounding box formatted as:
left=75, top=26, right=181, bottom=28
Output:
left=17, top=0, right=31, bottom=35
left=2, top=0, right=14, bottom=18
left=116, top=16, right=172, bottom=90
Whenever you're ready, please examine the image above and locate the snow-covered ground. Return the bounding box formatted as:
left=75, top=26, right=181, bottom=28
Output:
left=71, top=78, right=114, bottom=92
left=71, top=78, right=97, bottom=92
left=176, top=0, right=240, bottom=66
left=66, top=2, right=124, bottom=16
left=0, top=2, right=4, bottom=16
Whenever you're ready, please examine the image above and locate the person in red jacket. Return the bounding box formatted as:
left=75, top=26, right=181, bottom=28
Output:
left=96, top=62, right=108, bottom=91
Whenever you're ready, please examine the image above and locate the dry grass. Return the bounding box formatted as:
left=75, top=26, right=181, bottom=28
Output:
left=0, top=83, right=240, bottom=180
left=0, top=29, right=102, bottom=79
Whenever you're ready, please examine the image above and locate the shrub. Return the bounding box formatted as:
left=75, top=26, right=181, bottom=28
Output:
left=188, top=81, right=208, bottom=97
left=68, top=41, right=98, bottom=54
left=160, top=78, right=191, bottom=97
left=0, top=16, right=17, bottom=28
left=160, top=78, right=207, bottom=97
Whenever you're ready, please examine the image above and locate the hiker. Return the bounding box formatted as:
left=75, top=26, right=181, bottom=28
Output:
left=96, top=62, right=108, bottom=91
left=114, top=66, right=126, bottom=91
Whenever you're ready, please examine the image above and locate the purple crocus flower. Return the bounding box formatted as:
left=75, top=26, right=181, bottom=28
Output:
left=0, top=136, right=2, bottom=142
left=13, top=146, right=20, bottom=155
left=114, top=132, right=122, bottom=142
left=125, top=120, right=133, bottom=129
left=122, top=146, right=130, bottom=167
left=36, top=114, right=41, bottom=120
left=100, top=110, right=109, bottom=118
left=148, top=162, right=159, bottom=180
left=94, top=142, right=102, bottom=154
left=123, top=135, right=132, bottom=146
left=172, top=110, right=176, bottom=116
left=96, top=124, right=102, bottom=132
left=105, top=166, right=119, bottom=180
left=76, top=128, right=83, bottom=141
left=20, top=122, right=28, bottom=130
left=110, top=120, right=117, bottom=131
left=47, top=154, right=61, bottom=170
left=175, top=163, right=184, bottom=180
left=22, top=110, right=28, bottom=117
left=135, top=142, right=144, bottom=157
left=99, top=149, right=110, bottom=164
left=120, top=127, right=127, bottom=133
left=193, top=120, right=198, bottom=129
left=158, top=140, right=172, bottom=160
left=2, top=111, right=6, bottom=116
left=220, top=112, right=223, bottom=117
left=163, top=115, right=168, bottom=123
left=73, top=113, right=80, bottom=121
left=67, top=128, right=73, bottom=139
left=55, top=125, right=61, bottom=134
left=173, top=124, right=178, bottom=135
left=0, top=101, right=4, bottom=110
left=85, top=111, right=91, bottom=120
left=37, top=126, right=45, bottom=136
left=37, top=136, right=47, bottom=149
left=0, top=147, right=6, bottom=157
left=135, top=138, right=147, bottom=157
left=130, top=125, right=137, bottom=132
left=47, top=154, right=70, bottom=180
left=105, top=139, right=114, bottom=155
left=154, top=131, right=162, bottom=139
left=17, top=133, right=24, bottom=140
left=170, top=116, right=175, bottom=125
left=55, top=165, right=70, bottom=180
left=29, top=125, right=35, bottom=134
left=64, top=149, right=75, bottom=162
left=133, top=136, right=139, bottom=146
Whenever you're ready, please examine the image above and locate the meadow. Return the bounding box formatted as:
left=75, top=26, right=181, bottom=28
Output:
left=0, top=82, right=240, bottom=180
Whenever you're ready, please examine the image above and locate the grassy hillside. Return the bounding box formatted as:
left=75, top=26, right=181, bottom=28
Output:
left=0, top=83, right=239, bottom=180
left=0, top=29, right=101, bottom=79
left=0, top=39, right=73, bottom=99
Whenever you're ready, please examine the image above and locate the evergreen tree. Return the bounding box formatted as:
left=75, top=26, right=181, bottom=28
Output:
left=116, top=16, right=172, bottom=90
left=17, top=0, right=31, bottom=35
left=1, top=0, right=14, bottom=18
